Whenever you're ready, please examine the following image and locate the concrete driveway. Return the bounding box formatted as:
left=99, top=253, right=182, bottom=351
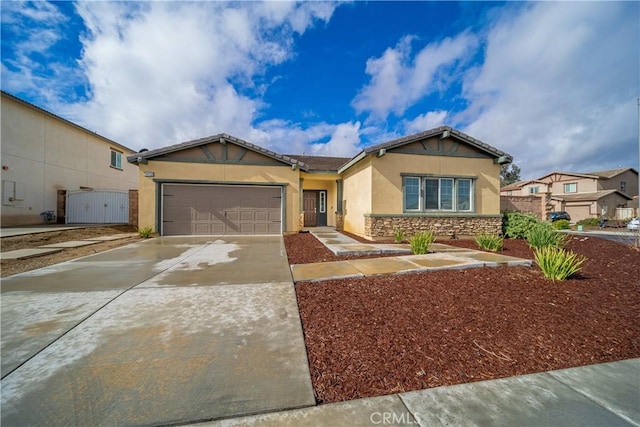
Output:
left=1, top=236, right=315, bottom=426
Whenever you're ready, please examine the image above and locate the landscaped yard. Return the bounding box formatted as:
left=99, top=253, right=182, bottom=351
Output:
left=285, top=233, right=640, bottom=404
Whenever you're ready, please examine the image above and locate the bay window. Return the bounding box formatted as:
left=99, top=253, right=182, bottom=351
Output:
left=403, top=176, right=474, bottom=212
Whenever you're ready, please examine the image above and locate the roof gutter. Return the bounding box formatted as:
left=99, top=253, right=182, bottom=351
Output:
left=338, top=151, right=367, bottom=174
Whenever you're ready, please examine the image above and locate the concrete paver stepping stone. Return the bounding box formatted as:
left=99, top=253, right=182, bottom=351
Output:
left=38, top=240, right=99, bottom=249
left=0, top=248, right=63, bottom=261
left=84, top=233, right=137, bottom=242
left=291, top=261, right=363, bottom=282
left=404, top=254, right=476, bottom=270
left=347, top=257, right=421, bottom=276
left=459, top=251, right=532, bottom=267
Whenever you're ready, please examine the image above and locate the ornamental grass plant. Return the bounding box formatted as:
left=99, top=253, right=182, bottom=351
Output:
left=534, top=247, right=586, bottom=281
left=409, top=231, right=435, bottom=254
left=526, top=222, right=567, bottom=249
left=474, top=233, right=504, bottom=252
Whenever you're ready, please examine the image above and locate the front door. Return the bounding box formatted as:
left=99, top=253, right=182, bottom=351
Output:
left=303, top=192, right=317, bottom=227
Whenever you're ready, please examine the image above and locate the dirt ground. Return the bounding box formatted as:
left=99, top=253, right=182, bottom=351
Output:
left=1, top=225, right=141, bottom=277
left=286, top=233, right=640, bottom=404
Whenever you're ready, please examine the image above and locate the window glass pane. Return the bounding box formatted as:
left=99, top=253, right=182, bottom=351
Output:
left=110, top=150, right=117, bottom=167
left=425, top=179, right=439, bottom=210
left=457, top=179, right=471, bottom=211
left=319, top=191, right=326, bottom=213
left=404, top=177, right=420, bottom=210
left=440, top=179, right=453, bottom=210
left=564, top=183, right=577, bottom=193
left=116, top=152, right=122, bottom=168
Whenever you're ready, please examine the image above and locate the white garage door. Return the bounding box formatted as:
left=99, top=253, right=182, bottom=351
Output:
left=161, top=184, right=282, bottom=236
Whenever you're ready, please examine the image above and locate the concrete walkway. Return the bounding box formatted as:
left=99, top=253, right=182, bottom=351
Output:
left=293, top=228, right=531, bottom=282
left=1, top=236, right=314, bottom=426
left=307, top=227, right=412, bottom=255
left=198, top=358, right=639, bottom=426
left=0, top=226, right=83, bottom=238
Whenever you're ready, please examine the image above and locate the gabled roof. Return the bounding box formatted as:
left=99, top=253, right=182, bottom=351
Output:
left=551, top=189, right=632, bottom=202
left=339, top=126, right=512, bottom=173
left=286, top=155, right=350, bottom=172
left=127, top=133, right=308, bottom=170
left=1, top=90, right=135, bottom=154
left=500, top=179, right=547, bottom=191
left=539, top=167, right=638, bottom=182
left=584, top=167, right=638, bottom=179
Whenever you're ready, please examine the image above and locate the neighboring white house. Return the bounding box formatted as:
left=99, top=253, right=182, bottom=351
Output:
left=1, top=91, right=138, bottom=226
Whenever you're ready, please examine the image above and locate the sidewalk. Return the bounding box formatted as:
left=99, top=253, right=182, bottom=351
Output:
left=195, top=358, right=639, bottom=426
left=292, top=228, right=532, bottom=282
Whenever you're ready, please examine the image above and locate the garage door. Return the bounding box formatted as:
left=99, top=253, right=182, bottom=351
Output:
left=162, top=184, right=282, bottom=236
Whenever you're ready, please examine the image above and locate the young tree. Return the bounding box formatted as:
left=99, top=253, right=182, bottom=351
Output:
left=500, top=164, right=521, bottom=187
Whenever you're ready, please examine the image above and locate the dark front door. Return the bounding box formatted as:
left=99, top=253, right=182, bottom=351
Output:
left=303, top=192, right=317, bottom=227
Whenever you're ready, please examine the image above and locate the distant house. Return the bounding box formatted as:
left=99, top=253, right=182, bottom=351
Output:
left=1, top=92, right=138, bottom=226
left=500, top=168, right=638, bottom=222
left=128, top=126, right=512, bottom=239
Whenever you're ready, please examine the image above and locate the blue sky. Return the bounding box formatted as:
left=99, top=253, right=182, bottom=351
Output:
left=2, top=1, right=638, bottom=179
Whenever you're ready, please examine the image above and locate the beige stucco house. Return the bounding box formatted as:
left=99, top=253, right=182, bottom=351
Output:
left=501, top=168, right=638, bottom=222
left=129, top=126, right=512, bottom=239
left=1, top=91, right=138, bottom=225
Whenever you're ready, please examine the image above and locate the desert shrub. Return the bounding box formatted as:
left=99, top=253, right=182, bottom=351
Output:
left=474, top=233, right=504, bottom=252
left=409, top=231, right=435, bottom=254
left=526, top=222, right=567, bottom=249
left=503, top=212, right=539, bottom=239
left=138, top=226, right=154, bottom=238
left=534, top=247, right=586, bottom=281
left=552, top=219, right=570, bottom=230
left=576, top=218, right=600, bottom=227
left=394, top=229, right=405, bottom=243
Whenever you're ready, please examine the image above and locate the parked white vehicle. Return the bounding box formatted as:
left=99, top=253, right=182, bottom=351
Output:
left=627, top=217, right=640, bottom=231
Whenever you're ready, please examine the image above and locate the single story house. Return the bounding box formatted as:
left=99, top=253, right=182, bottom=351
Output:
left=128, top=126, right=512, bottom=239
left=1, top=91, right=138, bottom=225
left=500, top=168, right=638, bottom=222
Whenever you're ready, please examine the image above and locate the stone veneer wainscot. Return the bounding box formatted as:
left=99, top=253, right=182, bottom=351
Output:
left=364, top=214, right=502, bottom=239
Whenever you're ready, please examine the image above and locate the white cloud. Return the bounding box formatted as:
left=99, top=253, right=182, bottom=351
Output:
left=4, top=1, right=351, bottom=156
left=352, top=32, right=477, bottom=120
left=402, top=110, right=448, bottom=134
left=460, top=2, right=639, bottom=179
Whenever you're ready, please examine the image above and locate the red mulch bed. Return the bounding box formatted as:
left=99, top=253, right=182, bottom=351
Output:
left=286, top=234, right=640, bottom=404
left=284, top=232, right=401, bottom=264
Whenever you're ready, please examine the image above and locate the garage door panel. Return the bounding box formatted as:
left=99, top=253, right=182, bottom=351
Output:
left=162, top=184, right=282, bottom=236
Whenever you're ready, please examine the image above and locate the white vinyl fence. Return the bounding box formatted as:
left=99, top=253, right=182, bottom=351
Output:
left=66, top=190, right=129, bottom=224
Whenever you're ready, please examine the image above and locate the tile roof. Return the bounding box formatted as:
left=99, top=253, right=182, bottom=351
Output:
left=584, top=167, right=637, bottom=179
left=127, top=134, right=308, bottom=170
left=285, top=155, right=351, bottom=172
left=551, top=189, right=632, bottom=202
left=363, top=126, right=512, bottom=160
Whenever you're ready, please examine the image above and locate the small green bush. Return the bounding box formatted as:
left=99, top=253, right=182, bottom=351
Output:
left=534, top=247, right=586, bottom=281
left=393, top=229, right=405, bottom=243
left=526, top=222, right=567, bottom=249
left=138, top=226, right=154, bottom=238
left=503, top=212, right=539, bottom=239
left=576, top=218, right=600, bottom=227
left=409, top=231, right=435, bottom=254
left=474, top=233, right=504, bottom=252
left=552, top=219, right=570, bottom=230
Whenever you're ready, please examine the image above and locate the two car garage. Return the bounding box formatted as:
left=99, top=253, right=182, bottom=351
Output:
left=161, top=184, right=283, bottom=236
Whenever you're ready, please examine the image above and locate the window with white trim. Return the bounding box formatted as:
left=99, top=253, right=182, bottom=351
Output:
left=564, top=182, right=577, bottom=193
left=529, top=186, right=539, bottom=194
left=110, top=149, right=123, bottom=169
left=403, top=176, right=474, bottom=212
